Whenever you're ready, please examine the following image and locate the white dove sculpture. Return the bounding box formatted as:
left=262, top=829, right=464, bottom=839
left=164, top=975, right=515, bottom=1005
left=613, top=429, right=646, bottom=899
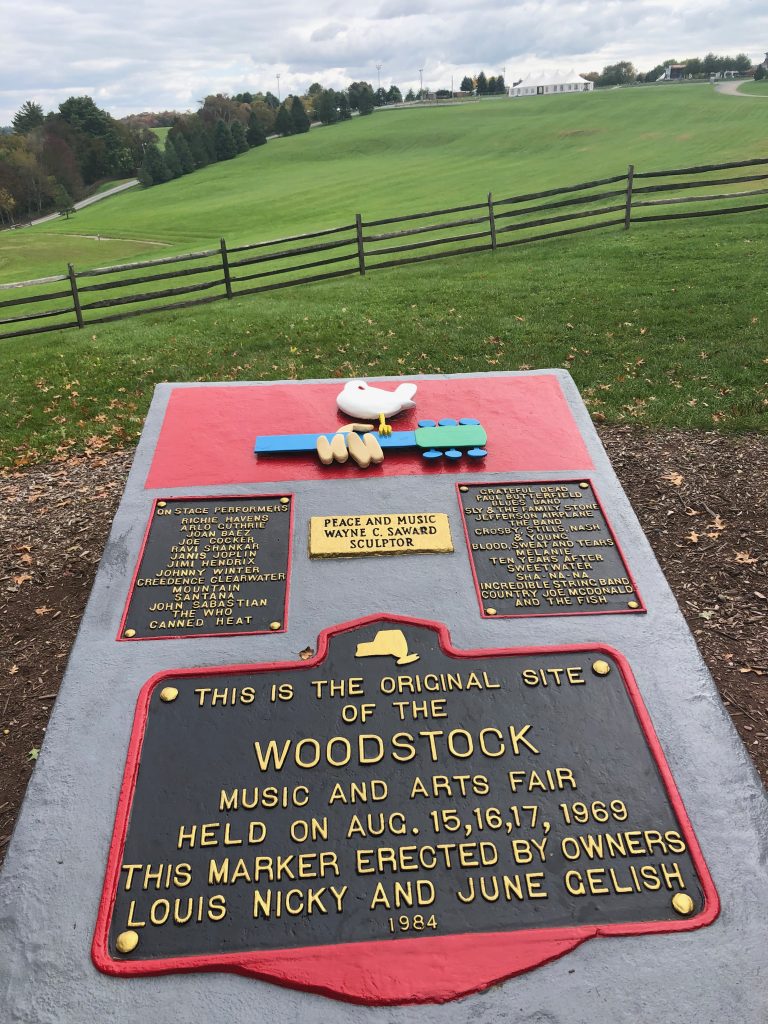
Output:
left=336, top=380, right=417, bottom=434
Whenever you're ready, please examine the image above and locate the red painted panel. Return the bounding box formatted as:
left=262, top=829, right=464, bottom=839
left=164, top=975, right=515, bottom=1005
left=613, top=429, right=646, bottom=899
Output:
left=144, top=376, right=593, bottom=489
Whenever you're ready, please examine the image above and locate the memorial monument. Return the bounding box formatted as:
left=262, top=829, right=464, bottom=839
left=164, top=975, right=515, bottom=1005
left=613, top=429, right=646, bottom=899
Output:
left=1, top=370, right=766, bottom=1022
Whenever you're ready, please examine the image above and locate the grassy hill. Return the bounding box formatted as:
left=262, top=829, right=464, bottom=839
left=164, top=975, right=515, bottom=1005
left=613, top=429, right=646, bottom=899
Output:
left=1, top=86, right=766, bottom=466
left=3, top=86, right=768, bottom=283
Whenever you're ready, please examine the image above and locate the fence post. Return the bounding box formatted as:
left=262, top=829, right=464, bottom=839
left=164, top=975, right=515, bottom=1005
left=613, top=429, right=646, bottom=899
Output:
left=355, top=213, right=366, bottom=275
left=67, top=263, right=84, bottom=328
left=487, top=192, right=497, bottom=250
left=220, top=238, right=233, bottom=298
left=624, top=164, right=635, bottom=230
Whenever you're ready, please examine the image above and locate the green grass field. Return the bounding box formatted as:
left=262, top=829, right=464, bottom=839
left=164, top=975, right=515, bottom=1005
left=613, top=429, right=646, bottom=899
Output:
left=737, top=80, right=768, bottom=96
left=3, top=86, right=768, bottom=283
left=1, top=87, right=766, bottom=467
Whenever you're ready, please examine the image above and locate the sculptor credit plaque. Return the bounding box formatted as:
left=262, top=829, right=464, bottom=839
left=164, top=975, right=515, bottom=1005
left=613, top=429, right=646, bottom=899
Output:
left=119, top=495, right=292, bottom=640
left=95, top=618, right=713, bottom=974
left=459, top=480, right=644, bottom=618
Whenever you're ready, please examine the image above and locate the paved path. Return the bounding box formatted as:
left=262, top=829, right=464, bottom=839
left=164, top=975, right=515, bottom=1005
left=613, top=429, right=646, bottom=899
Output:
left=21, top=179, right=139, bottom=228
left=715, top=80, right=768, bottom=98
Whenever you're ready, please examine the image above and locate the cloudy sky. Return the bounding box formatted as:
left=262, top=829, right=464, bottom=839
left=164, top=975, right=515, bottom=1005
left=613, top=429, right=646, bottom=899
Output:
left=2, top=0, right=766, bottom=124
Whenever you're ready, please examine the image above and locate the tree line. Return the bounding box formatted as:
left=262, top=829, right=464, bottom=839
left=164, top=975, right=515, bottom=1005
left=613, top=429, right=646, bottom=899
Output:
left=586, top=52, right=755, bottom=87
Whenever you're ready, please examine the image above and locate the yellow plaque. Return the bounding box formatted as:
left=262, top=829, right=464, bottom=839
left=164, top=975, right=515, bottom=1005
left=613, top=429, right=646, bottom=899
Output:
left=309, top=513, right=453, bottom=557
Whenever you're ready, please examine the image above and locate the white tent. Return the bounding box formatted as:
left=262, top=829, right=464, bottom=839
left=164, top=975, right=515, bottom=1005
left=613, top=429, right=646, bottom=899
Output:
left=509, top=69, right=593, bottom=98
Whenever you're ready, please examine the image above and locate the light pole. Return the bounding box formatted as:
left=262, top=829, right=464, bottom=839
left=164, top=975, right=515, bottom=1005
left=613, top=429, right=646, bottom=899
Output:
left=376, top=63, right=382, bottom=92
left=419, top=68, right=423, bottom=99
left=276, top=73, right=281, bottom=101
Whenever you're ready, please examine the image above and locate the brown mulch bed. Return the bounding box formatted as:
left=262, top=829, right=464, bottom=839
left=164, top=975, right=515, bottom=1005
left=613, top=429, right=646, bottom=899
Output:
left=1, top=427, right=766, bottom=866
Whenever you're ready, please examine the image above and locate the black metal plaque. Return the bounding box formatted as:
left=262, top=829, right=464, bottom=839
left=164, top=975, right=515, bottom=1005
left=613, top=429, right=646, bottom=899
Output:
left=459, top=480, right=645, bottom=617
left=119, top=495, right=292, bottom=640
left=99, top=618, right=711, bottom=967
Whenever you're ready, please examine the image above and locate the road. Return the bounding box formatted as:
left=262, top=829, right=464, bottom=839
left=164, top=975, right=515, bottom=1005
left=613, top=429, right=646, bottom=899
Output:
left=21, top=179, right=139, bottom=228
left=715, top=80, right=768, bottom=98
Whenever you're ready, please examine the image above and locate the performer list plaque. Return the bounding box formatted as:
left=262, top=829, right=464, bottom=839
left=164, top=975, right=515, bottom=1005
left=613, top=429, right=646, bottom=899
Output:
left=458, top=481, right=644, bottom=618
left=118, top=495, right=292, bottom=640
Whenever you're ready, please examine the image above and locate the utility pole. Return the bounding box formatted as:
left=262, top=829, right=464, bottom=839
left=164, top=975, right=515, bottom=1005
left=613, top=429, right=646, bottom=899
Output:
left=276, top=73, right=281, bottom=101
left=376, top=63, right=382, bottom=92
left=419, top=68, right=423, bottom=98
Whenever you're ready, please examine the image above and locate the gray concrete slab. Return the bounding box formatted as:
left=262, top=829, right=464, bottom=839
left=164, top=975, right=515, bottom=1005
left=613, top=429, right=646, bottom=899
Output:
left=1, top=370, right=766, bottom=1022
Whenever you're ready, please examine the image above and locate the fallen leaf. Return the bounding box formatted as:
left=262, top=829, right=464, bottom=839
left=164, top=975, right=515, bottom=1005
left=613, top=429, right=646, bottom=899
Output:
left=28, top=748, right=40, bottom=761
left=710, top=515, right=726, bottom=531
left=662, top=471, right=684, bottom=487
left=686, top=531, right=700, bottom=544
left=13, top=574, right=33, bottom=586
left=9, top=664, right=19, bottom=675
left=34, top=606, right=53, bottom=616
left=299, top=647, right=314, bottom=661
left=699, top=610, right=714, bottom=620
left=735, top=551, right=758, bottom=565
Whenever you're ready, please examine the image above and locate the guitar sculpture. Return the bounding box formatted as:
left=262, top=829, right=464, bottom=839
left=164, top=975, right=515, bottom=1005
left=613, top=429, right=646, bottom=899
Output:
left=255, top=418, right=487, bottom=467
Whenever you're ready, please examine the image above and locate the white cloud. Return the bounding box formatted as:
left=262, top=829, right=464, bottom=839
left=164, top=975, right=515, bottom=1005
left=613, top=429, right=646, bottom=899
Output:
left=1, top=0, right=766, bottom=123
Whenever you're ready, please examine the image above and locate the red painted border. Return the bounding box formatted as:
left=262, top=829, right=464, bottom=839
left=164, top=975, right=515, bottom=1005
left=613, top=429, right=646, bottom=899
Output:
left=456, top=479, right=647, bottom=620
left=93, top=614, right=718, bottom=1004
left=116, top=493, right=294, bottom=642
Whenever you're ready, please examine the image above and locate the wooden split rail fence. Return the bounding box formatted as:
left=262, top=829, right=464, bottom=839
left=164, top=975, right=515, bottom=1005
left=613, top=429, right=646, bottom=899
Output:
left=2, top=156, right=767, bottom=341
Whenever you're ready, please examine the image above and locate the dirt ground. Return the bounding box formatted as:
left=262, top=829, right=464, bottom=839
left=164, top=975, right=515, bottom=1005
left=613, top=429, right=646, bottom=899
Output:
left=1, top=426, right=766, bottom=865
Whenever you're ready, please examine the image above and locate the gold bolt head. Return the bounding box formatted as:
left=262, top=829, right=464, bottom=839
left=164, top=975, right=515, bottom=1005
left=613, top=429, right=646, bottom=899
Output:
left=579, top=481, right=589, bottom=489
left=627, top=600, right=640, bottom=609
left=269, top=621, right=282, bottom=631
left=592, top=659, right=611, bottom=676
left=459, top=485, right=469, bottom=492
left=116, top=930, right=139, bottom=954
left=485, top=607, right=497, bottom=616
left=160, top=686, right=178, bottom=703
left=672, top=893, right=695, bottom=916
left=157, top=500, right=167, bottom=507
left=124, top=629, right=136, bottom=639
left=280, top=496, right=290, bottom=504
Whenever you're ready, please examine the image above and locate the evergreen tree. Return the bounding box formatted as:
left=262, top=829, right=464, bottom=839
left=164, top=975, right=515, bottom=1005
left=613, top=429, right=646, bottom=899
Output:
left=138, top=142, right=169, bottom=187
left=387, top=85, right=402, bottom=103
left=169, top=131, right=194, bottom=173
left=337, top=93, right=352, bottom=120
left=755, top=65, right=766, bottom=81
left=230, top=120, right=249, bottom=152
left=246, top=111, right=268, bottom=146
left=275, top=104, right=294, bottom=136
left=315, top=90, right=339, bottom=125
left=496, top=74, right=506, bottom=93
left=264, top=91, right=280, bottom=110
left=54, top=184, right=75, bottom=218
left=164, top=136, right=182, bottom=177
left=460, top=76, right=473, bottom=92
left=290, top=96, right=311, bottom=133
left=214, top=119, right=236, bottom=160
left=405, top=88, right=416, bottom=101
left=12, top=101, right=45, bottom=134
left=476, top=71, right=488, bottom=94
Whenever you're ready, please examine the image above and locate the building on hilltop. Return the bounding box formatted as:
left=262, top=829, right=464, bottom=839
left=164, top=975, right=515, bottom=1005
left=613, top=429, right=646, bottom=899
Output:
left=508, top=70, right=593, bottom=98
left=659, top=64, right=687, bottom=81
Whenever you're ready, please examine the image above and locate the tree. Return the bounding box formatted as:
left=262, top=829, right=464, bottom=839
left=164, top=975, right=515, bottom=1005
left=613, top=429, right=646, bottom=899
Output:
left=163, top=136, right=182, bottom=177
left=597, top=62, right=636, bottom=86
left=54, top=184, right=75, bottom=218
left=315, top=89, right=340, bottom=125
left=405, top=88, right=416, bottom=101
left=387, top=85, right=402, bottom=103
left=249, top=99, right=276, bottom=136
left=495, top=74, right=506, bottom=93
left=138, top=142, right=169, bottom=187
left=307, top=82, right=323, bottom=96
left=290, top=96, right=311, bottom=133
left=230, top=120, right=249, bottom=152
left=246, top=111, right=268, bottom=146
left=275, top=104, right=294, bottom=136
left=487, top=76, right=497, bottom=94
left=337, top=93, right=352, bottom=120
left=348, top=81, right=375, bottom=112
left=374, top=87, right=387, bottom=107
left=169, top=131, right=194, bottom=173
left=476, top=71, right=488, bottom=95
left=264, top=91, right=280, bottom=110
left=12, top=101, right=45, bottom=134
left=214, top=120, right=236, bottom=159
left=0, top=187, right=16, bottom=227
left=755, top=65, right=766, bottom=81
left=460, top=76, right=473, bottom=93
